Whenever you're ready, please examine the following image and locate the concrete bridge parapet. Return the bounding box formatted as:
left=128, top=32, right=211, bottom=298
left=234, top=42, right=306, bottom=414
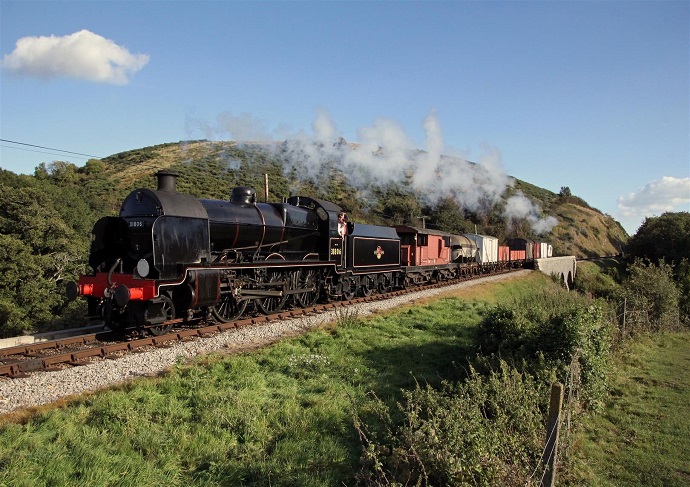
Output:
left=535, top=256, right=577, bottom=289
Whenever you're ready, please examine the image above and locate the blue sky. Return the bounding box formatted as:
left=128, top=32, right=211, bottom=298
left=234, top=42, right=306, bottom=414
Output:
left=1, top=0, right=688, bottom=235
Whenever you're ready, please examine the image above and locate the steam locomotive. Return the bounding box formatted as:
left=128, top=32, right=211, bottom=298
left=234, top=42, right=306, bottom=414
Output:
left=66, top=171, right=549, bottom=335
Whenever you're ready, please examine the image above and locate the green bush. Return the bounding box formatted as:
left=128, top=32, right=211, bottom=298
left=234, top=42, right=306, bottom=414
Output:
left=675, top=259, right=690, bottom=327
left=572, top=264, right=621, bottom=299
left=617, top=259, right=682, bottom=334
left=475, top=289, right=612, bottom=410
left=355, top=360, right=546, bottom=486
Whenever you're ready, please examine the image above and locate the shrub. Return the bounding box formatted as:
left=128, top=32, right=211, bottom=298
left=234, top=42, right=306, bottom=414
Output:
left=572, top=263, right=621, bottom=299
left=355, top=360, right=546, bottom=486
left=616, top=259, right=682, bottom=334
left=675, top=259, right=690, bottom=327
left=475, top=289, right=612, bottom=410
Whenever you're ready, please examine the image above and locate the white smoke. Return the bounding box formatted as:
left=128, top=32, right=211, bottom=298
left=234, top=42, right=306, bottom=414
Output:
left=187, top=111, right=275, bottom=142
left=503, top=192, right=559, bottom=235
left=187, top=109, right=558, bottom=234
left=312, top=108, right=338, bottom=140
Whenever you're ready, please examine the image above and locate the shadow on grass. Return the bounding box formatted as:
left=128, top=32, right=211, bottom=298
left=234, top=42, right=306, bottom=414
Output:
left=354, top=338, right=476, bottom=402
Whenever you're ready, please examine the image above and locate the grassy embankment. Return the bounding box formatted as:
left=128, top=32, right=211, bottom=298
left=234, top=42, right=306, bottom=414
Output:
left=568, top=331, right=690, bottom=486
left=0, top=272, right=541, bottom=486
left=2, top=267, right=686, bottom=486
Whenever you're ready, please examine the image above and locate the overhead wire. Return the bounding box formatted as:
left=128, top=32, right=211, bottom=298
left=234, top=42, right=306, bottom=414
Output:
left=0, top=139, right=102, bottom=159
left=0, top=144, right=94, bottom=160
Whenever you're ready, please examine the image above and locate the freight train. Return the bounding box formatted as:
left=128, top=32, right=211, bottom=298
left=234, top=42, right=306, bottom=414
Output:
left=66, top=172, right=552, bottom=335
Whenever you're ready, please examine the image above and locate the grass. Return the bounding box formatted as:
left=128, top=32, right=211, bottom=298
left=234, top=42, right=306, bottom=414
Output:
left=567, top=331, right=690, bottom=486
left=0, top=272, right=548, bottom=486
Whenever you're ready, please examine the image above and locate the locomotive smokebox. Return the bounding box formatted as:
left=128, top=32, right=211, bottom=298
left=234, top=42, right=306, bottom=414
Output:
left=156, top=171, right=178, bottom=192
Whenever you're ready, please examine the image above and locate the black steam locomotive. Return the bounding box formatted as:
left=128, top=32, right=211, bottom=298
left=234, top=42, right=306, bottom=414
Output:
left=68, top=171, right=549, bottom=335
left=67, top=172, right=402, bottom=335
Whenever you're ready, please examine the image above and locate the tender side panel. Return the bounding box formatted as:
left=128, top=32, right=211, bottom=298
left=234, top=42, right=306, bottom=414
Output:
left=350, top=237, right=401, bottom=269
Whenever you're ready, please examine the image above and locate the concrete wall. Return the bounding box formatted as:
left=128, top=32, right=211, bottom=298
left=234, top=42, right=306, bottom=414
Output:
left=535, top=256, right=577, bottom=289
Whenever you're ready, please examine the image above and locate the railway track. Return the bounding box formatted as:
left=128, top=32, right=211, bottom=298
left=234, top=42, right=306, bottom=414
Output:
left=1, top=271, right=517, bottom=379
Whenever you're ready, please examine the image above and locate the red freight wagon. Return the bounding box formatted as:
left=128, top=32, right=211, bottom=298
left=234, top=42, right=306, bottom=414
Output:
left=510, top=249, right=526, bottom=262
left=533, top=242, right=541, bottom=259
left=394, top=226, right=452, bottom=267
left=498, top=245, right=510, bottom=263
left=506, top=238, right=535, bottom=261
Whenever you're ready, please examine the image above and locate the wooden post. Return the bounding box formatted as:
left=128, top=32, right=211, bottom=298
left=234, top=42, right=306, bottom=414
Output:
left=541, top=382, right=564, bottom=487
left=622, top=297, right=627, bottom=335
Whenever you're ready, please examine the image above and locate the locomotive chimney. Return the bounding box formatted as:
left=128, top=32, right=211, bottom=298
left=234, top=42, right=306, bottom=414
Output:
left=156, top=171, right=178, bottom=192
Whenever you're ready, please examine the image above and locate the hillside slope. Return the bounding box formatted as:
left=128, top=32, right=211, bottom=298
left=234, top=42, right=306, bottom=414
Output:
left=59, top=139, right=631, bottom=258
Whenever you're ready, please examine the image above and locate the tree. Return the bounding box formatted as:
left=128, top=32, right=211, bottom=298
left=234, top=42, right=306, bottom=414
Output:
left=428, top=197, right=472, bottom=234
left=0, top=180, right=89, bottom=336
left=374, top=185, right=422, bottom=225
left=626, top=212, right=690, bottom=265
left=45, top=161, right=80, bottom=184
left=82, top=158, right=106, bottom=175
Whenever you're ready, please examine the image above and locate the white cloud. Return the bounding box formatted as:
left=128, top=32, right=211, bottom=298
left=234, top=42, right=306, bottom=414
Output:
left=617, top=176, right=690, bottom=217
left=1, top=30, right=149, bottom=85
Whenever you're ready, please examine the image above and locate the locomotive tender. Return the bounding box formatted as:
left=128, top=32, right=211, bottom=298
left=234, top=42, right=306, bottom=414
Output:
left=67, top=171, right=550, bottom=335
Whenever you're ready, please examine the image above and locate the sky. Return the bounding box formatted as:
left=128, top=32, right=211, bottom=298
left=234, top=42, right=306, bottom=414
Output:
left=1, top=0, right=688, bottom=236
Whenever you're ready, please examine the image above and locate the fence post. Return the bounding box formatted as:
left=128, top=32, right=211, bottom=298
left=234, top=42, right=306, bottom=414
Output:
left=541, top=382, right=564, bottom=487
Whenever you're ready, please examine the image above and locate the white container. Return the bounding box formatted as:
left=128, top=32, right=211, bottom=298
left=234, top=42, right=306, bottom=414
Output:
left=464, top=233, right=499, bottom=264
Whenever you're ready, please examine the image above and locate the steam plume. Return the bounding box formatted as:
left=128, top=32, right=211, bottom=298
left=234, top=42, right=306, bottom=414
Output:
left=187, top=109, right=558, bottom=234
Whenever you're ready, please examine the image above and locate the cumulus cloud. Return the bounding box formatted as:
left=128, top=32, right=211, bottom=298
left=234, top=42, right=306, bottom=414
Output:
left=617, top=176, right=690, bottom=217
left=1, top=29, right=149, bottom=84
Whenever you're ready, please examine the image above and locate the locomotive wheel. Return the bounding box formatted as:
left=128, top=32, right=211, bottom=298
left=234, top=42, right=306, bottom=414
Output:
left=255, top=270, right=288, bottom=314
left=341, top=276, right=356, bottom=301
left=147, top=296, right=175, bottom=336
left=378, top=274, right=393, bottom=293
left=360, top=275, right=376, bottom=297
left=296, top=269, right=319, bottom=307
left=212, top=291, right=248, bottom=323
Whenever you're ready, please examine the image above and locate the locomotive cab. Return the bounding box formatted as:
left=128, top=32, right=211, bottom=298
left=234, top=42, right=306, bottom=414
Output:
left=286, top=195, right=345, bottom=263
